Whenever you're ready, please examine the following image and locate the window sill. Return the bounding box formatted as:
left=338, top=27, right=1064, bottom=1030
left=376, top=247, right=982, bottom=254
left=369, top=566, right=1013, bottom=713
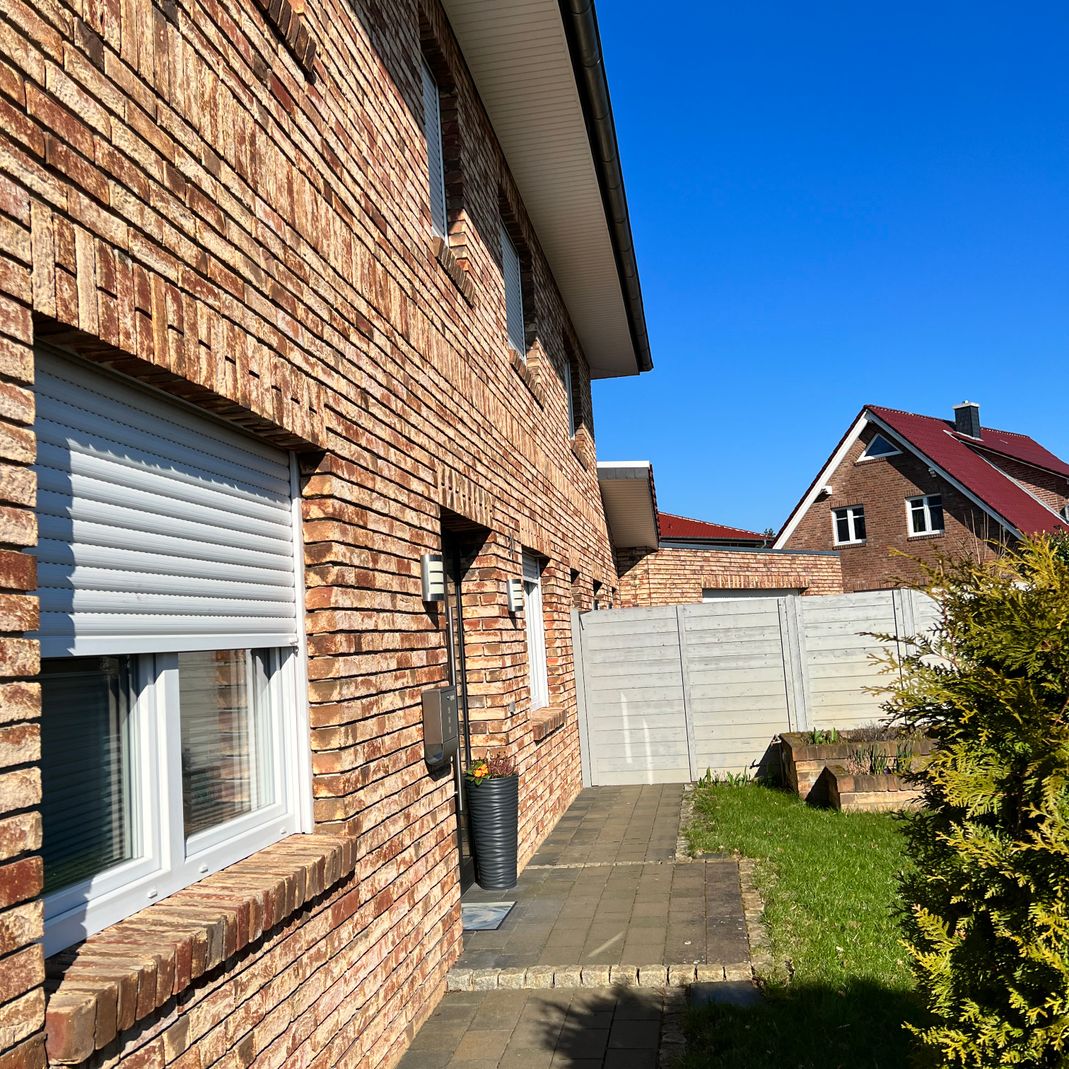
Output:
left=432, top=236, right=476, bottom=305
left=908, top=531, right=945, bottom=541
left=530, top=705, right=566, bottom=741
left=570, top=428, right=595, bottom=471
left=509, top=349, right=545, bottom=406
left=833, top=540, right=866, bottom=548
left=44, top=833, right=356, bottom=1065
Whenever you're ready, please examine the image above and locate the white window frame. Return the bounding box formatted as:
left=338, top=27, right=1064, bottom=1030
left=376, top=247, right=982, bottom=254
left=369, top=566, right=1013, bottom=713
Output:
left=522, top=552, right=550, bottom=711
left=501, top=225, right=526, bottom=356
left=858, top=434, right=902, bottom=462
left=906, top=494, right=945, bottom=536
left=421, top=59, right=448, bottom=237
left=42, top=646, right=306, bottom=956
left=832, top=505, right=866, bottom=546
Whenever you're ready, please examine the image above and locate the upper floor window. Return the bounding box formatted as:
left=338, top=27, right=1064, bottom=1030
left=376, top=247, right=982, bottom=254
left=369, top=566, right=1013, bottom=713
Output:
left=907, top=494, right=944, bottom=536
left=562, top=359, right=577, bottom=437
left=859, top=434, right=901, bottom=461
left=501, top=225, right=525, bottom=355
left=833, top=505, right=866, bottom=545
left=420, top=59, right=448, bottom=236
left=34, top=347, right=308, bottom=954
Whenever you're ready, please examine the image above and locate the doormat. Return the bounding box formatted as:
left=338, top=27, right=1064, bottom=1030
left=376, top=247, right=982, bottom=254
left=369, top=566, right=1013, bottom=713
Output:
left=461, top=902, right=515, bottom=931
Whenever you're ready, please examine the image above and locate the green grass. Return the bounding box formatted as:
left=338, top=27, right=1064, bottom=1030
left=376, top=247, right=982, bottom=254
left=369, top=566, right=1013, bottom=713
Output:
left=681, top=782, right=920, bottom=1069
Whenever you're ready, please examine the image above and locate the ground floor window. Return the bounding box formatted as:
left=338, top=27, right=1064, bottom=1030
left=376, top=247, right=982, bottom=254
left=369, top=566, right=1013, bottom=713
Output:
left=523, top=551, right=550, bottom=710
left=41, top=648, right=301, bottom=953
left=33, top=346, right=309, bottom=954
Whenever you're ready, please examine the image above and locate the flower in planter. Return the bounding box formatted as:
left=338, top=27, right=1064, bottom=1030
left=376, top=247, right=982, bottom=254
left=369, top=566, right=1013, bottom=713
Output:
left=465, top=752, right=516, bottom=786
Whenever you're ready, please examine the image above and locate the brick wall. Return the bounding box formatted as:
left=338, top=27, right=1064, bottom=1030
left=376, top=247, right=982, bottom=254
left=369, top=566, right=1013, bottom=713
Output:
left=0, top=1, right=623, bottom=1065
left=786, top=424, right=1007, bottom=591
left=615, top=545, right=843, bottom=607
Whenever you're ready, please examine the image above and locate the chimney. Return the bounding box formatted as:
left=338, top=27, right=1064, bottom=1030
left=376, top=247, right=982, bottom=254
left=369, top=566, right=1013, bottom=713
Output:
left=954, top=401, right=981, bottom=438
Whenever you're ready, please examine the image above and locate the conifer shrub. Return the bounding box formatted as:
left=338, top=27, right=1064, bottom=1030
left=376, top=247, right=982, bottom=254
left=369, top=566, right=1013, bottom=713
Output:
left=887, top=535, right=1069, bottom=1066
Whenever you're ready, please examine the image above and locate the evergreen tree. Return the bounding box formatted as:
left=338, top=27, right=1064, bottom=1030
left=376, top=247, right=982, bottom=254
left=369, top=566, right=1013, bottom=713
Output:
left=889, top=536, right=1069, bottom=1066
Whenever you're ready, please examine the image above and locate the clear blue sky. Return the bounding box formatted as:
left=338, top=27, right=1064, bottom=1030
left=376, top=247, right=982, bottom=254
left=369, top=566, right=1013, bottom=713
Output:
left=592, top=3, right=1069, bottom=534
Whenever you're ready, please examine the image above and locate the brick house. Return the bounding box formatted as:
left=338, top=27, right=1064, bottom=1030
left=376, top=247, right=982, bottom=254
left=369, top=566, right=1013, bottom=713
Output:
left=598, top=463, right=843, bottom=606
left=775, top=402, right=1069, bottom=591
left=0, top=1, right=653, bottom=1066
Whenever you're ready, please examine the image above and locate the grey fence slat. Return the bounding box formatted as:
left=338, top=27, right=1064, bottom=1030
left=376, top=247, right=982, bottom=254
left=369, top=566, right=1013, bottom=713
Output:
left=574, top=591, right=937, bottom=784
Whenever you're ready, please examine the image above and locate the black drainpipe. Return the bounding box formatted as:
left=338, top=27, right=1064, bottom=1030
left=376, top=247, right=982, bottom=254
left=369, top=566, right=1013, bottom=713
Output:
left=559, top=0, right=653, bottom=374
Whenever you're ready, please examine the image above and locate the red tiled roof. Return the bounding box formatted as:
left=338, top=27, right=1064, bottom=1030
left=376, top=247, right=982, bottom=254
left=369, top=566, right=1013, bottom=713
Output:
left=867, top=406, right=1069, bottom=536
left=658, top=512, right=767, bottom=542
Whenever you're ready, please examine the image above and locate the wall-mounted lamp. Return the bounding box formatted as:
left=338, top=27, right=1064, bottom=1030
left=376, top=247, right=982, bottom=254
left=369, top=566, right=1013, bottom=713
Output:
left=421, top=553, right=445, bottom=602
left=507, top=578, right=524, bottom=613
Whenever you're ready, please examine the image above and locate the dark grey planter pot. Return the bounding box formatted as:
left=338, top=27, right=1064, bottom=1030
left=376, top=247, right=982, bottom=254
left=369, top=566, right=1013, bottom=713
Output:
left=466, top=775, right=519, bottom=890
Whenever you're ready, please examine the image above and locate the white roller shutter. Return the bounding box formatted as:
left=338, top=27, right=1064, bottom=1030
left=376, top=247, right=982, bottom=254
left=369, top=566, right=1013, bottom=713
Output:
left=421, top=59, right=448, bottom=236
left=33, top=347, right=300, bottom=657
left=501, top=225, right=525, bottom=354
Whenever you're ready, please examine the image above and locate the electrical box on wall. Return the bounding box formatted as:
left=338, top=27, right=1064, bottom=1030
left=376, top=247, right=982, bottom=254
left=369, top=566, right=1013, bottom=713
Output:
left=421, top=553, right=445, bottom=602
left=507, top=578, right=524, bottom=613
left=422, top=686, right=459, bottom=768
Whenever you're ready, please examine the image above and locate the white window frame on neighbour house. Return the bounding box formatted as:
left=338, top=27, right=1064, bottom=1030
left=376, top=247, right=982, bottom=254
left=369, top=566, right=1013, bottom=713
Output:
left=501, top=224, right=526, bottom=357
left=522, top=552, right=550, bottom=711
left=421, top=58, right=448, bottom=237
left=832, top=505, right=867, bottom=546
left=34, top=347, right=312, bottom=956
left=858, top=434, right=901, bottom=461
left=907, top=494, right=945, bottom=536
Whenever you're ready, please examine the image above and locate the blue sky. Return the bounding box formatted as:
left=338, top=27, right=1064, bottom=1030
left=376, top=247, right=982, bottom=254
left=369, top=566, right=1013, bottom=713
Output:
left=592, top=3, right=1069, bottom=533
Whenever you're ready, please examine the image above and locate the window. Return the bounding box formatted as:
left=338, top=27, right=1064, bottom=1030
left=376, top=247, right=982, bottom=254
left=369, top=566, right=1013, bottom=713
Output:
left=833, top=505, right=867, bottom=545
left=562, top=359, right=577, bottom=437
left=907, top=494, right=945, bottom=536
left=33, top=347, right=308, bottom=954
left=859, top=434, right=901, bottom=461
left=522, top=552, right=549, bottom=710
left=501, top=225, right=525, bottom=355
left=420, top=59, right=448, bottom=236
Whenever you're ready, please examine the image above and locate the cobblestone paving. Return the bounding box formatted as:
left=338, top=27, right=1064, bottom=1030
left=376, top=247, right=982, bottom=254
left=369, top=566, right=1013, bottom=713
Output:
left=398, top=987, right=675, bottom=1069
left=398, top=785, right=754, bottom=1069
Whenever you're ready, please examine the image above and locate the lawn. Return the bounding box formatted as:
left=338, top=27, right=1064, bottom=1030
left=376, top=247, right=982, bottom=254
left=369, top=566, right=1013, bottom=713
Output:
left=680, top=781, right=920, bottom=1069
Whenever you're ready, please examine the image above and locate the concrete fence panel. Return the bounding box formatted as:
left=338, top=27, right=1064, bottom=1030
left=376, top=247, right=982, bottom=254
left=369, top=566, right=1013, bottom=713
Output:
left=573, top=589, right=938, bottom=785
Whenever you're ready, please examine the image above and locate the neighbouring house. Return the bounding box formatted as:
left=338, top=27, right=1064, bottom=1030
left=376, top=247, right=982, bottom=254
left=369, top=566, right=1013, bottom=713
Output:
left=598, top=463, right=843, bottom=606
left=0, top=2, right=651, bottom=1067
left=775, top=402, right=1069, bottom=591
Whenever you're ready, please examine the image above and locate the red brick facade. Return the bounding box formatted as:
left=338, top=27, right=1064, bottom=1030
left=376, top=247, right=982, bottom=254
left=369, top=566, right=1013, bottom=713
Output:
left=785, top=424, right=1012, bottom=591
left=0, top=2, right=631, bottom=1066
left=615, top=545, right=843, bottom=607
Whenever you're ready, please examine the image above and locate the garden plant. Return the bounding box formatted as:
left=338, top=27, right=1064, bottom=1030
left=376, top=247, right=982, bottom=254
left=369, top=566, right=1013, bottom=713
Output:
left=888, top=535, right=1069, bottom=1066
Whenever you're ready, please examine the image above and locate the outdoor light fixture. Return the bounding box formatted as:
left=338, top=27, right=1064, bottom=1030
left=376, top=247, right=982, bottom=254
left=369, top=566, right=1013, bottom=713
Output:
left=421, top=553, right=445, bottom=602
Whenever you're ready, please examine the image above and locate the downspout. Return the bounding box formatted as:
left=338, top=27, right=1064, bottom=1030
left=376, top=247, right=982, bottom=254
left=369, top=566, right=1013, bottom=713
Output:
left=559, top=0, right=653, bottom=373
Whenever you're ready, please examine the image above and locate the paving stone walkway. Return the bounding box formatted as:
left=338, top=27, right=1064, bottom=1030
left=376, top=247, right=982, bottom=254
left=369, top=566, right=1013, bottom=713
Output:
left=398, top=785, right=754, bottom=1069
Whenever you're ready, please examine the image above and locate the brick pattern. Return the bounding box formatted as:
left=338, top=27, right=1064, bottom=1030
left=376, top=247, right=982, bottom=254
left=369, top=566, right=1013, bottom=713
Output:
left=44, top=835, right=355, bottom=1064
left=614, top=546, right=843, bottom=608
left=0, top=0, right=626, bottom=1066
left=785, top=424, right=1010, bottom=591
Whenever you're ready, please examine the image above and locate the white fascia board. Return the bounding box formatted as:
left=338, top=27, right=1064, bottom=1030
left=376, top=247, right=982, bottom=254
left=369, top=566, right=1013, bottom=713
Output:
left=774, top=412, right=870, bottom=548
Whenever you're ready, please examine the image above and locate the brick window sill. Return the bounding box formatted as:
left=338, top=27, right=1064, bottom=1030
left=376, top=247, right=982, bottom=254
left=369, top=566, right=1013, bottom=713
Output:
left=432, top=236, right=476, bottom=305
left=530, top=705, right=566, bottom=741
left=44, top=833, right=356, bottom=1065
left=907, top=532, right=945, bottom=542
left=510, top=350, right=545, bottom=406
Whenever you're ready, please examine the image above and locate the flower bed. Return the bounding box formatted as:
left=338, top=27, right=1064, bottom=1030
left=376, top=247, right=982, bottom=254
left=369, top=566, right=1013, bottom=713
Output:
left=781, top=726, right=932, bottom=806
left=823, top=763, right=924, bottom=812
